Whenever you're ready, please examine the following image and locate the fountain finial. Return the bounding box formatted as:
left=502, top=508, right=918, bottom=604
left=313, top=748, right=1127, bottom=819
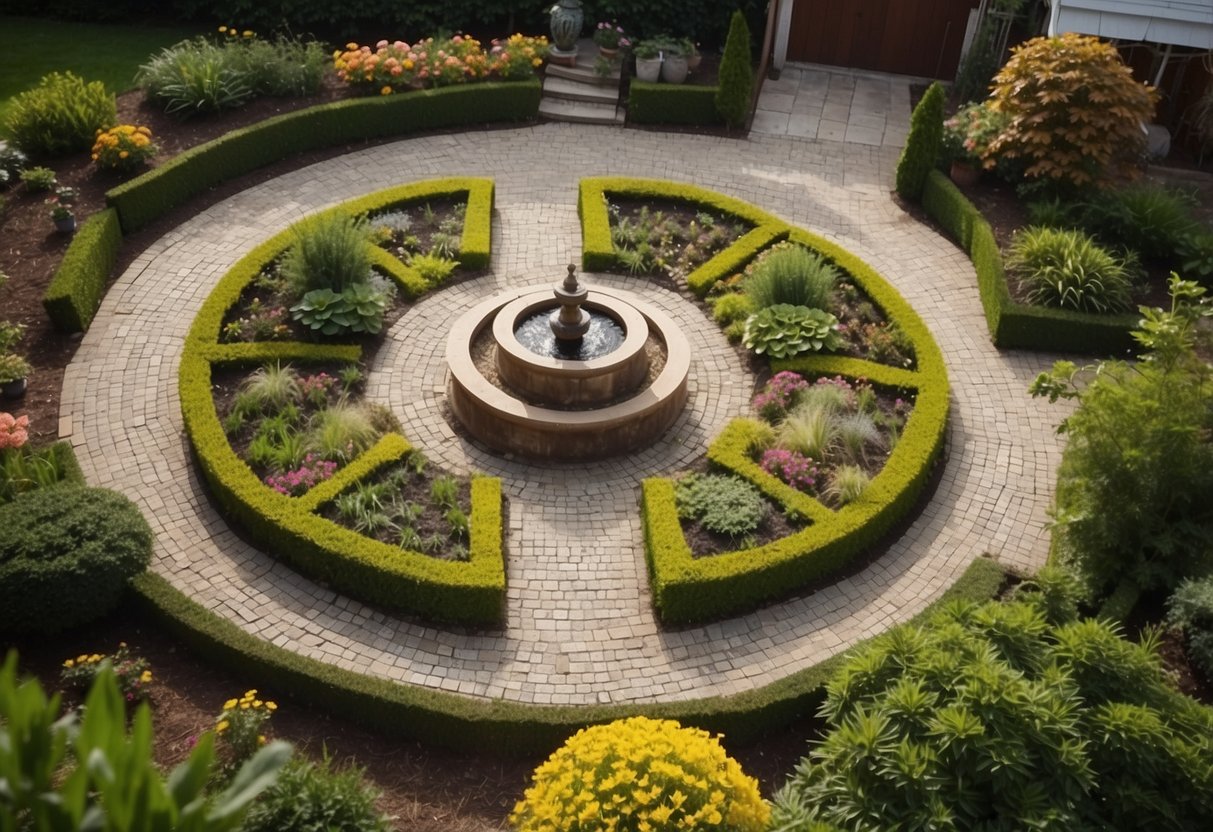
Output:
left=550, top=263, right=591, bottom=341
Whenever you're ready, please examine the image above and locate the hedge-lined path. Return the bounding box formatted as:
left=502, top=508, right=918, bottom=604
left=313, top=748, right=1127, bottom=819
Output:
left=62, top=121, right=1071, bottom=706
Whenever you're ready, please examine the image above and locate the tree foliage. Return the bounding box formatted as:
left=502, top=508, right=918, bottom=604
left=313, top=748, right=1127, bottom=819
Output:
left=715, top=10, right=754, bottom=129
left=770, top=585, right=1213, bottom=831
left=987, top=34, right=1157, bottom=189
left=894, top=81, right=944, bottom=201
left=1030, top=276, right=1213, bottom=595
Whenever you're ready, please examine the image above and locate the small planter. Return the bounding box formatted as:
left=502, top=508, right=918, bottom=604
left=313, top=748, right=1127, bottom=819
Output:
left=1, top=378, right=27, bottom=399
left=598, top=45, right=619, bottom=60
left=687, top=53, right=702, bottom=71
left=949, top=161, right=980, bottom=187
left=53, top=215, right=77, bottom=233
left=635, top=56, right=662, bottom=83
left=661, top=53, right=689, bottom=84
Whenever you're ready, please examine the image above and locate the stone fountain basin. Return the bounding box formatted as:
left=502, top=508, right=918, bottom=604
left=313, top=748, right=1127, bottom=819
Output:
left=447, top=287, right=691, bottom=461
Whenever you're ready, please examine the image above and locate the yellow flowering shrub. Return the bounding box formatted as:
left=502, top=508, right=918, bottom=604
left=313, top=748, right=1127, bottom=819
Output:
left=510, top=716, right=770, bottom=832
left=215, top=688, right=278, bottom=765
left=59, top=642, right=152, bottom=702
left=91, top=125, right=157, bottom=173
left=488, top=34, right=550, bottom=81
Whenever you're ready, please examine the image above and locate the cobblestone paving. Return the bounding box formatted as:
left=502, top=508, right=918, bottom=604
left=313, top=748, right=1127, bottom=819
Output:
left=62, top=122, right=1072, bottom=705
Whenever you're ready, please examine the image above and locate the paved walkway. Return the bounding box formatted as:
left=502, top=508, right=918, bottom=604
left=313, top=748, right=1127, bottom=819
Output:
left=753, top=64, right=913, bottom=147
left=62, top=120, right=1070, bottom=706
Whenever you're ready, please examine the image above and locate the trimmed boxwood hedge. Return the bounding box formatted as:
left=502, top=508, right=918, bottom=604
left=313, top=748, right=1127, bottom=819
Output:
left=0, top=485, right=153, bottom=634
left=578, top=180, right=949, bottom=623
left=180, top=179, right=505, bottom=625
left=921, top=170, right=1137, bottom=355
left=130, top=556, right=1005, bottom=754
left=628, top=82, right=722, bottom=126
left=42, top=207, right=122, bottom=333
left=107, top=81, right=539, bottom=233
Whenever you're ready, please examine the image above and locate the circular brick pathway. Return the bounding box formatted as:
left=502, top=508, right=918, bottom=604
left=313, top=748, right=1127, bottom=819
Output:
left=62, top=123, right=1071, bottom=705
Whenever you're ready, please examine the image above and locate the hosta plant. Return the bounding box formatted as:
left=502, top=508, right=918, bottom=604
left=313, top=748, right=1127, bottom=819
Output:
left=510, top=716, right=769, bottom=832
left=743, top=304, right=842, bottom=358
left=987, top=33, right=1157, bottom=189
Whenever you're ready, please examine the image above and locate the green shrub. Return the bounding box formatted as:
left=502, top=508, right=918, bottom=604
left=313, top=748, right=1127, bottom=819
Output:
left=770, top=597, right=1213, bottom=831
left=742, top=304, right=841, bottom=358
left=894, top=81, right=944, bottom=201
left=230, top=37, right=328, bottom=98
left=1078, top=183, right=1203, bottom=263
left=1031, top=277, right=1213, bottom=595
left=1007, top=226, right=1135, bottom=313
left=675, top=473, right=768, bottom=538
left=0, top=485, right=153, bottom=633
left=744, top=245, right=838, bottom=311
left=240, top=754, right=390, bottom=832
left=710, top=291, right=753, bottom=324
left=4, top=72, right=116, bottom=156
left=42, top=207, right=122, bottom=333
left=1168, top=575, right=1213, bottom=679
left=714, top=11, right=753, bottom=129
left=19, top=166, right=56, bottom=191
left=0, top=441, right=79, bottom=504
left=409, top=253, right=458, bottom=286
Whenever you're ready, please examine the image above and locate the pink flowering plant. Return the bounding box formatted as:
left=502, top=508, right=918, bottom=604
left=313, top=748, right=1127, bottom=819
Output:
left=592, top=22, right=631, bottom=50
left=420, top=34, right=489, bottom=87
left=760, top=448, right=819, bottom=491
left=333, top=40, right=422, bottom=94
left=0, top=412, right=29, bottom=450
left=751, top=371, right=809, bottom=422
left=264, top=453, right=338, bottom=496
left=298, top=372, right=337, bottom=407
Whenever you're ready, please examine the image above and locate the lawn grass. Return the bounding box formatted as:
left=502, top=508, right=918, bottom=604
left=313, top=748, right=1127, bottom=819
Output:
left=0, top=16, right=201, bottom=135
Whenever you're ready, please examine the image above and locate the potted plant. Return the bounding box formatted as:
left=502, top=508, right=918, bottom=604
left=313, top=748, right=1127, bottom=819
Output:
left=633, top=40, right=662, bottom=83
left=50, top=202, right=75, bottom=233
left=683, top=39, right=701, bottom=71
left=659, top=38, right=688, bottom=84
left=0, top=354, right=30, bottom=399
left=941, top=101, right=1007, bottom=186
left=593, top=21, right=629, bottom=58
left=54, top=185, right=79, bottom=205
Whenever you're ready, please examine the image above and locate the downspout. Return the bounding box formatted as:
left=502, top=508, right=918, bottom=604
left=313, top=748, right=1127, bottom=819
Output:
left=1047, top=0, right=1061, bottom=36
left=748, top=0, right=782, bottom=129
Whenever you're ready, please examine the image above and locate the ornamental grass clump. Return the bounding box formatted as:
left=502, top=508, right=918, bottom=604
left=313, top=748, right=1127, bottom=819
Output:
left=744, top=244, right=839, bottom=311
left=510, top=716, right=770, bottom=832
left=1007, top=226, right=1135, bottom=313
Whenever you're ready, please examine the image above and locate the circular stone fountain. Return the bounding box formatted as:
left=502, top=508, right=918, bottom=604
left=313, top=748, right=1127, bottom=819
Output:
left=446, top=265, right=690, bottom=460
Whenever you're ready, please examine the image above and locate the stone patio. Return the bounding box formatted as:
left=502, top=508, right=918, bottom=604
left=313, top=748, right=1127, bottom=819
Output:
left=61, top=120, right=1070, bottom=707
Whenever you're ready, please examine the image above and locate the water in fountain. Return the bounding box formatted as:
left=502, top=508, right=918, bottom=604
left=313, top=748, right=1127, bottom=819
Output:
left=514, top=310, right=625, bottom=360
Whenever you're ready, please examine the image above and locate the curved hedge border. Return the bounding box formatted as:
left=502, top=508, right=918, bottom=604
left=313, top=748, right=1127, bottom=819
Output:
left=921, top=170, right=1136, bottom=355
left=42, top=207, right=122, bottom=333
left=628, top=82, right=722, bottom=126
left=107, top=81, right=539, bottom=234
left=180, top=179, right=505, bottom=625
left=578, top=179, right=949, bottom=622
left=131, top=555, right=1004, bottom=754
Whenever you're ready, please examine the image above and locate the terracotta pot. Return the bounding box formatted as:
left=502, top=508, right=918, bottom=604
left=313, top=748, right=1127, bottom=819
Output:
left=598, top=45, right=619, bottom=60
left=949, top=161, right=980, bottom=187
left=687, top=53, right=701, bottom=71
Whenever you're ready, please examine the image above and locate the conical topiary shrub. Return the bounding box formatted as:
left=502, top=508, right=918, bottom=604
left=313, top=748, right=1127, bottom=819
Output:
left=894, top=80, right=945, bottom=201
left=715, top=10, right=753, bottom=129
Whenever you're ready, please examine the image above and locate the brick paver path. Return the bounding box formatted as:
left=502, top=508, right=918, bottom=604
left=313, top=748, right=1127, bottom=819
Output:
left=62, top=123, right=1070, bottom=705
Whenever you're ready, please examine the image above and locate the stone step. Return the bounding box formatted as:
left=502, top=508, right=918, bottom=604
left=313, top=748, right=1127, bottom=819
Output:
left=538, top=97, right=624, bottom=125
left=545, top=61, right=621, bottom=86
left=543, top=75, right=620, bottom=105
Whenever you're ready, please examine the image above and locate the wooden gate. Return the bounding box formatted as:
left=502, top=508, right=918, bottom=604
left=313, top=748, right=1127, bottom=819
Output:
left=787, top=0, right=977, bottom=78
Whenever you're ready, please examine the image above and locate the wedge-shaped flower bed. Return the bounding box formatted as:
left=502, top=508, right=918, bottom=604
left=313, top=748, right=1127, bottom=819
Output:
left=181, top=178, right=505, bottom=625
left=578, top=180, right=948, bottom=623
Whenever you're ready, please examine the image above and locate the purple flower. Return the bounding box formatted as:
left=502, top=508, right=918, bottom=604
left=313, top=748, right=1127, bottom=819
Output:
left=760, top=448, right=819, bottom=492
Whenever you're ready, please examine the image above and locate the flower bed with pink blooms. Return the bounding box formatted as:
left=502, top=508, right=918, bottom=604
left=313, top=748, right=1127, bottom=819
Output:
left=0, top=413, right=83, bottom=504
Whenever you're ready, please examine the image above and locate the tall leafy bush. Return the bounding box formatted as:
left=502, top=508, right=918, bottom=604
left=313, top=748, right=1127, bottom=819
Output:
left=987, top=34, right=1157, bottom=189
left=1030, top=277, right=1213, bottom=596
left=894, top=81, right=944, bottom=201
left=4, top=72, right=116, bottom=156
left=239, top=754, right=391, bottom=832
left=715, top=10, right=753, bottom=129
left=770, top=594, right=1213, bottom=831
